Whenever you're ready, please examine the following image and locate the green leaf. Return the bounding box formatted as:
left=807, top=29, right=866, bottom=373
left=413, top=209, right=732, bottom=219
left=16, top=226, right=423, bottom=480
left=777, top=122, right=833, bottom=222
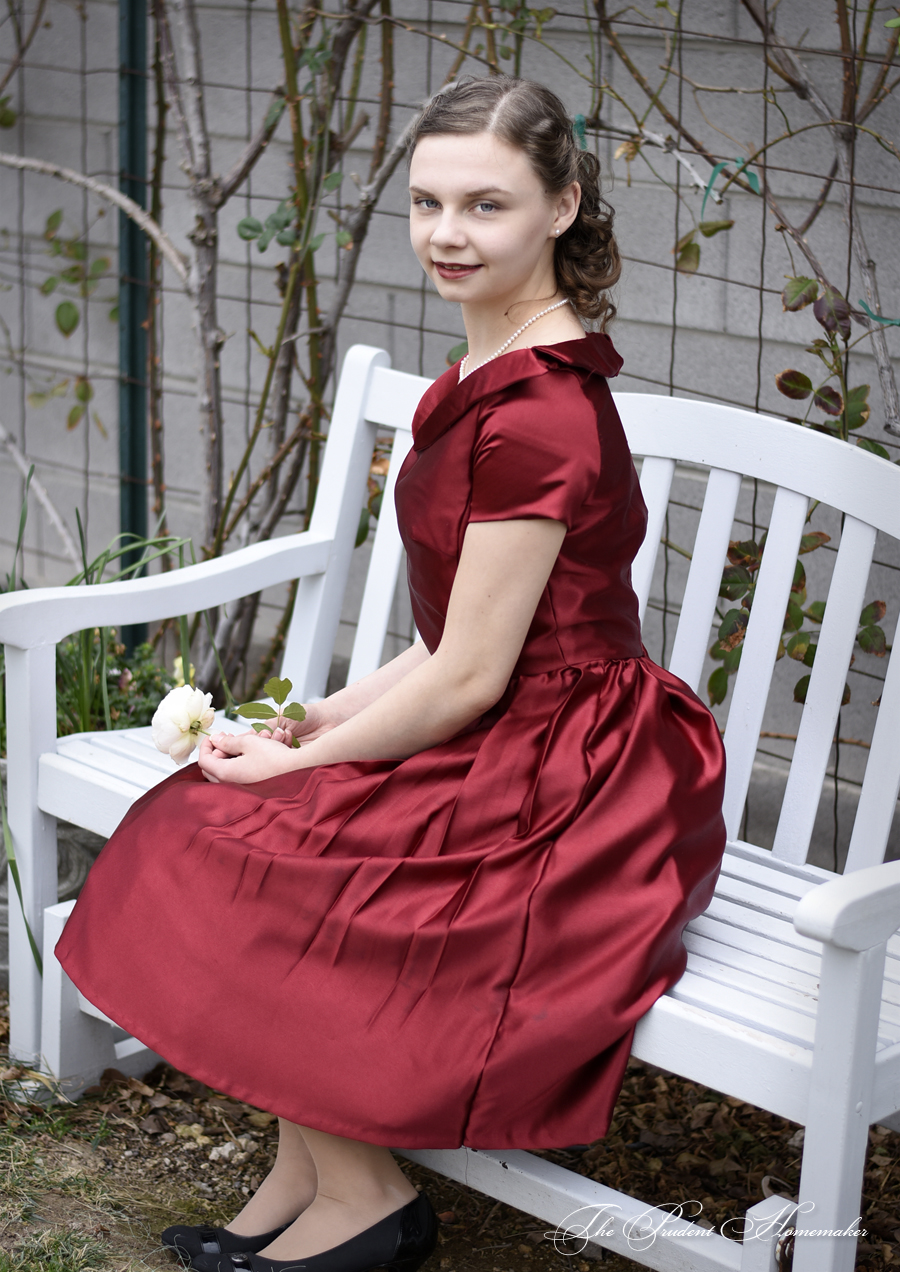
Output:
left=55, top=300, right=79, bottom=337
left=857, top=624, right=887, bottom=656
left=793, top=673, right=810, bottom=704
left=237, top=701, right=278, bottom=719
left=860, top=600, right=886, bottom=626
left=60, top=265, right=84, bottom=284
left=845, top=384, right=870, bottom=430
left=813, top=385, right=843, bottom=416
left=799, top=531, right=830, bottom=554
left=264, top=676, right=293, bottom=706
left=64, top=238, right=87, bottom=261
left=498, top=43, right=513, bottom=58
left=781, top=276, right=818, bottom=312
left=813, top=288, right=851, bottom=341
left=276, top=227, right=297, bottom=246
left=89, top=256, right=110, bottom=277
left=0, top=96, right=17, bottom=129
left=308, top=231, right=327, bottom=253
left=719, top=564, right=752, bottom=601
left=885, top=15, right=900, bottom=26
left=727, top=539, right=761, bottom=569
left=257, top=227, right=276, bottom=252
left=251, top=721, right=271, bottom=733
left=355, top=506, right=370, bottom=548
left=675, top=241, right=700, bottom=275
left=784, top=599, right=804, bottom=632
left=40, top=276, right=58, bottom=295
left=791, top=558, right=806, bottom=594
left=707, top=666, right=729, bottom=706
left=698, top=219, right=734, bottom=237
left=786, top=631, right=810, bottom=661
left=802, top=641, right=818, bottom=668
left=674, top=228, right=696, bottom=253
left=804, top=600, right=826, bottom=623
left=66, top=404, right=85, bottom=430
left=44, top=209, right=63, bottom=239
left=335, top=230, right=353, bottom=248
left=281, top=701, right=307, bottom=722
left=447, top=340, right=469, bottom=366
left=856, top=436, right=890, bottom=460
left=722, top=643, right=743, bottom=673
left=717, top=608, right=748, bottom=648
left=237, top=216, right=264, bottom=240
left=775, top=369, right=812, bottom=400
left=74, top=375, right=93, bottom=403
left=108, top=304, right=119, bottom=323
left=264, top=96, right=287, bottom=130
left=323, top=171, right=344, bottom=193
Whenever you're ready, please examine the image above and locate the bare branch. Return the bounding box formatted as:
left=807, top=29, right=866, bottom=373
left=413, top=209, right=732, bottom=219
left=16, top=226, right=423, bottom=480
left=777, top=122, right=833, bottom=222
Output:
left=0, top=419, right=80, bottom=571
left=215, top=90, right=286, bottom=206
left=154, top=0, right=196, bottom=178
left=0, top=151, right=191, bottom=289
left=170, top=0, right=211, bottom=180
left=0, top=0, right=48, bottom=97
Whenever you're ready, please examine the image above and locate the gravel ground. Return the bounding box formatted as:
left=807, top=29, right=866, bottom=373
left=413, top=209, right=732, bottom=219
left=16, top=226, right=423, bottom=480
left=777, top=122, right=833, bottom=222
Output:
left=1, top=991, right=898, bottom=1271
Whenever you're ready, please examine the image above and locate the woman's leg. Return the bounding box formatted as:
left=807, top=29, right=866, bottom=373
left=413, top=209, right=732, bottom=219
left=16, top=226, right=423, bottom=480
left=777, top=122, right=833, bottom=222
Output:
left=257, top=1122, right=419, bottom=1260
left=225, top=1118, right=319, bottom=1234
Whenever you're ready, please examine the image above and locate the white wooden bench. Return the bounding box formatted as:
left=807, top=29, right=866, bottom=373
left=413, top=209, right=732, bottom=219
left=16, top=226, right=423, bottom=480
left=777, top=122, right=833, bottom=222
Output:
left=2, top=344, right=900, bottom=1272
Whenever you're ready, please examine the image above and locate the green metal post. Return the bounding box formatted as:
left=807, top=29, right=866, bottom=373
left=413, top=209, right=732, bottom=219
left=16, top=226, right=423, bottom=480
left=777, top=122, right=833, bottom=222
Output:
left=119, top=0, right=148, bottom=648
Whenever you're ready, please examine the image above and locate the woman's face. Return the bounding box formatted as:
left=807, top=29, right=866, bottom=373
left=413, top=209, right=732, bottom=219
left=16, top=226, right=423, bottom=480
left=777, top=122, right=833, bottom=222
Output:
left=409, top=131, right=578, bottom=310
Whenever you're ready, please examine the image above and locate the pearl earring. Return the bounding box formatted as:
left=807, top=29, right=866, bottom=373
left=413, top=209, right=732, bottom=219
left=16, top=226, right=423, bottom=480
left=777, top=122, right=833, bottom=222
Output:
left=555, top=229, right=560, bottom=236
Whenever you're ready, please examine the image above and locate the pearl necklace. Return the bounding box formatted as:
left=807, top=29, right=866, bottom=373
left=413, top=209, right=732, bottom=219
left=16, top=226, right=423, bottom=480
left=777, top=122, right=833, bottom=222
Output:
left=458, top=298, right=571, bottom=382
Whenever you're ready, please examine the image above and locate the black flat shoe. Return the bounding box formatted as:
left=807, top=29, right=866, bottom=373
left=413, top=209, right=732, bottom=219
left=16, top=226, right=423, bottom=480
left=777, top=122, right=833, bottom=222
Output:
left=162, top=1221, right=292, bottom=1265
left=190, top=1192, right=438, bottom=1272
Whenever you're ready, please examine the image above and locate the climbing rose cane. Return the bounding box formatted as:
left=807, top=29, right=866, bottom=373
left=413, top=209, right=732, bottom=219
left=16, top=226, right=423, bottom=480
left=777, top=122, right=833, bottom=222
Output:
left=152, top=685, right=216, bottom=765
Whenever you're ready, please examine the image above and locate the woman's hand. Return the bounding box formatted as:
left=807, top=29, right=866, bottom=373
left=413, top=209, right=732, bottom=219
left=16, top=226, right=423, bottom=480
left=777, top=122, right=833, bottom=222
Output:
left=256, top=699, right=337, bottom=748
left=198, top=731, right=306, bottom=784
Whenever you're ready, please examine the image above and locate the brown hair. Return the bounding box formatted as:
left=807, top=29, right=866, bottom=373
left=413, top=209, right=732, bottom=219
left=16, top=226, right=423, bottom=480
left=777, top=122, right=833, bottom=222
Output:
left=408, top=75, right=620, bottom=327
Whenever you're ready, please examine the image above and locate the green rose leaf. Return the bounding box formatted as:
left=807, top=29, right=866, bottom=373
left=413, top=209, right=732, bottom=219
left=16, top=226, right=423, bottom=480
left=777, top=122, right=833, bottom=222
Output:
left=859, top=600, right=886, bottom=627
left=323, top=171, right=344, bottom=193
left=44, top=209, right=63, bottom=240
left=784, top=599, right=804, bottom=632
left=799, top=532, right=830, bottom=554
left=845, top=385, right=870, bottom=430
left=263, top=676, right=293, bottom=706
left=237, top=702, right=278, bottom=719
left=707, top=666, right=729, bottom=706
left=74, top=376, right=93, bottom=403
left=786, top=631, right=810, bottom=661
left=356, top=506, right=370, bottom=548
left=55, top=300, right=80, bottom=337
left=276, top=227, right=298, bottom=246
left=857, top=624, right=887, bottom=657
left=335, top=230, right=353, bottom=248
left=802, top=641, right=818, bottom=668
left=66, top=404, right=85, bottom=430
left=237, top=217, right=264, bottom=241
left=0, top=96, right=17, bottom=129
left=40, top=276, right=58, bottom=295
left=698, top=219, right=734, bottom=238
left=781, top=276, right=819, bottom=312
left=813, top=288, right=851, bottom=341
left=447, top=340, right=469, bottom=366
left=856, top=436, right=890, bottom=460
left=813, top=385, right=843, bottom=416
left=722, top=643, right=743, bottom=673
left=718, top=564, right=752, bottom=601
left=281, top=702, right=307, bottom=722
left=804, top=600, right=826, bottom=624
left=675, top=241, right=700, bottom=275
left=793, top=674, right=810, bottom=704
left=308, top=231, right=327, bottom=253
left=264, top=97, right=287, bottom=130
left=775, top=369, right=812, bottom=400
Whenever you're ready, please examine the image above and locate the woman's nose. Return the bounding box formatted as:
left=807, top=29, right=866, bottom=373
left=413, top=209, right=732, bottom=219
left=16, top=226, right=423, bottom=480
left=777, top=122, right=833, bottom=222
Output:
left=430, top=212, right=466, bottom=250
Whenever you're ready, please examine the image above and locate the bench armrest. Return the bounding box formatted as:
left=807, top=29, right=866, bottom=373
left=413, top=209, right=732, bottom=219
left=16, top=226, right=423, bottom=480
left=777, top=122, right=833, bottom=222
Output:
left=0, top=530, right=331, bottom=650
left=793, top=859, right=900, bottom=950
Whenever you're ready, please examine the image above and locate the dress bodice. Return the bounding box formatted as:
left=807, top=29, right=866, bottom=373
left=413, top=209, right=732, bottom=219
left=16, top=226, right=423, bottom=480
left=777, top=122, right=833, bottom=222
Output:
left=394, top=333, right=647, bottom=674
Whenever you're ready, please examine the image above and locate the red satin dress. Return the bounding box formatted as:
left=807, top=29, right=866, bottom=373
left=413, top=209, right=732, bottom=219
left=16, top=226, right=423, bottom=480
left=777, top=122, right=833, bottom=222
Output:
left=56, top=333, right=727, bottom=1150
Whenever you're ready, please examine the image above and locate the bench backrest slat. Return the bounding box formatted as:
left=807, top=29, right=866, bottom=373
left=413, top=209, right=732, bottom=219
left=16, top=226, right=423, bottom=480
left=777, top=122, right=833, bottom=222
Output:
left=845, top=630, right=900, bottom=872
left=667, top=467, right=743, bottom=693
left=772, top=516, right=877, bottom=863
left=631, top=456, right=676, bottom=622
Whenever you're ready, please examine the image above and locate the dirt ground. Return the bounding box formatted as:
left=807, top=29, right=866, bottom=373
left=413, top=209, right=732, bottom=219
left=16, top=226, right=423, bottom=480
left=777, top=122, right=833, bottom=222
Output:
left=1, top=991, right=899, bottom=1271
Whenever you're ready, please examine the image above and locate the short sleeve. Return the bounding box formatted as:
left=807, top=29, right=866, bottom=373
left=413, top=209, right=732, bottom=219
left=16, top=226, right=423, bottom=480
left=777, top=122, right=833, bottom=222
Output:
left=468, top=370, right=600, bottom=530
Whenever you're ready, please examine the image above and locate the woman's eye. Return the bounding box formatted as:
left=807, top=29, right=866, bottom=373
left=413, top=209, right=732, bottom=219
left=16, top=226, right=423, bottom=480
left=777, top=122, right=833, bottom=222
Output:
left=414, top=198, right=439, bottom=210
left=475, top=201, right=497, bottom=213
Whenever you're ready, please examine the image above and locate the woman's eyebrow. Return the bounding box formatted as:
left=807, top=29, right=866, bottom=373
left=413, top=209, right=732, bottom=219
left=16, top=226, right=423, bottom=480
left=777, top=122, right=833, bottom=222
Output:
left=408, top=185, right=512, bottom=198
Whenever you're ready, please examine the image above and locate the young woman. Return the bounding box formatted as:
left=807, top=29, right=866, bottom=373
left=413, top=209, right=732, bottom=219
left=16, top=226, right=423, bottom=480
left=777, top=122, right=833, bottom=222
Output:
left=56, top=75, right=727, bottom=1272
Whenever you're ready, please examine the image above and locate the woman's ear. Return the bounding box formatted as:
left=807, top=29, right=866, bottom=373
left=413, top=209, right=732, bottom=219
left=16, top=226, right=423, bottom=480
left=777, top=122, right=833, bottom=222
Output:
left=552, top=181, right=581, bottom=237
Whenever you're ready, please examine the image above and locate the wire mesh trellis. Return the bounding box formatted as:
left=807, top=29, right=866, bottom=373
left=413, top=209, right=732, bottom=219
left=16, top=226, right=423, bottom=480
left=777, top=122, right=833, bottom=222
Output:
left=0, top=0, right=899, bottom=885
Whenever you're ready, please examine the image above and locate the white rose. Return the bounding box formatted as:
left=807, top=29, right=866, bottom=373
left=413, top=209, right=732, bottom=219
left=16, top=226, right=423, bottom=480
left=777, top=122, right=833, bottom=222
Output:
left=151, top=685, right=216, bottom=765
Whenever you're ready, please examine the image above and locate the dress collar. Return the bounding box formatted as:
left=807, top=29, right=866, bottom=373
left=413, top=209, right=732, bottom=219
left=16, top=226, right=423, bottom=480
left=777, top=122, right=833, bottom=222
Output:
left=410, top=332, right=623, bottom=452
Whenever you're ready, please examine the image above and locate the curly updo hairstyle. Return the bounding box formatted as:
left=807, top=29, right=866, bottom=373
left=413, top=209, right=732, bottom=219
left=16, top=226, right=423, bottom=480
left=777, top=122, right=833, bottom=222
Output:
left=408, top=75, right=620, bottom=328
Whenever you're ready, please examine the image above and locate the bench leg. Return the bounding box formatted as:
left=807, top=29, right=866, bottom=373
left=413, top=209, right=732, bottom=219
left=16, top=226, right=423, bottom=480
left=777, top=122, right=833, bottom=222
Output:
left=739, top=1195, right=800, bottom=1271
left=791, top=942, right=883, bottom=1272
left=42, top=901, right=164, bottom=1096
